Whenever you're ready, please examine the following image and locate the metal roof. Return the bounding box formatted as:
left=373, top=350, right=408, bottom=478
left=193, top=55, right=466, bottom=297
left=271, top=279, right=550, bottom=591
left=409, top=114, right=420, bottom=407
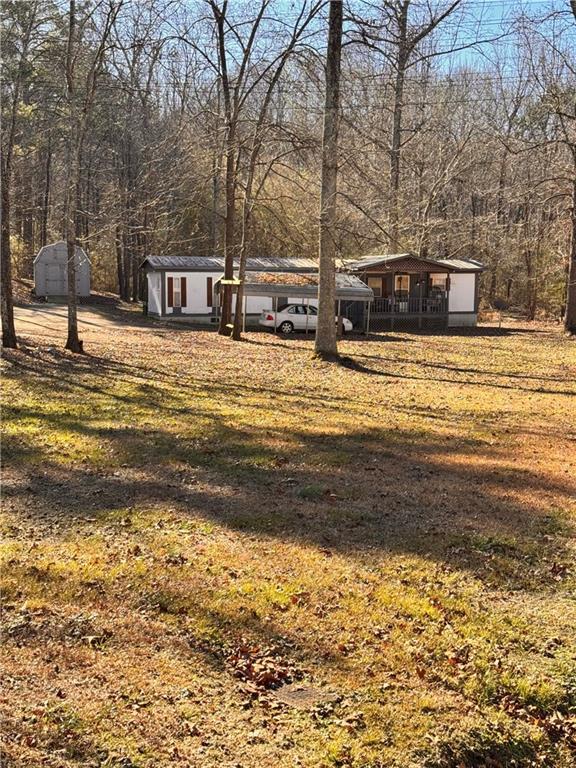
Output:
left=341, top=253, right=484, bottom=272
left=341, top=253, right=414, bottom=271
left=141, top=255, right=318, bottom=272
left=436, top=258, right=484, bottom=272
left=227, top=272, right=374, bottom=301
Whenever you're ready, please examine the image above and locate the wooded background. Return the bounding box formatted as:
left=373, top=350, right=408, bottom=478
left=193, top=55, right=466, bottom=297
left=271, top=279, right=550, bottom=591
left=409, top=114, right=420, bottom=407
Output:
left=2, top=0, right=575, bottom=319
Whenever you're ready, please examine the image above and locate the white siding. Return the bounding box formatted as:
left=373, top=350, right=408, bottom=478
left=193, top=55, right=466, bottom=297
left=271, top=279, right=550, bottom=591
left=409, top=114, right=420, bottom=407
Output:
left=159, top=271, right=320, bottom=317
left=449, top=273, right=475, bottom=312
left=147, top=272, right=161, bottom=314
left=162, top=272, right=318, bottom=315
left=164, top=271, right=221, bottom=314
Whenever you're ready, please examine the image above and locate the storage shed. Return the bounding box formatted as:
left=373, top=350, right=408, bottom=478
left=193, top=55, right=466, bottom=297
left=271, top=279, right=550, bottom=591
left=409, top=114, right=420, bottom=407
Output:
left=34, top=241, right=91, bottom=299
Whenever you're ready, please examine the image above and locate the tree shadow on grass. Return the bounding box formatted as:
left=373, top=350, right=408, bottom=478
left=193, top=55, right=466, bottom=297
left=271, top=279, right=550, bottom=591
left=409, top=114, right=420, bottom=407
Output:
left=333, top=355, right=575, bottom=396
left=3, top=333, right=574, bottom=596
left=3, top=395, right=573, bottom=594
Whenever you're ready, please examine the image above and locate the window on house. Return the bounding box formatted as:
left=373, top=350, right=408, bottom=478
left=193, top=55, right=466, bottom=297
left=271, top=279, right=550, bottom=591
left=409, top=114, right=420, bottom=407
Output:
left=395, top=274, right=410, bottom=293
left=429, top=273, right=447, bottom=297
left=168, top=276, right=187, bottom=309
left=394, top=274, right=410, bottom=300
left=430, top=274, right=447, bottom=289
left=367, top=277, right=382, bottom=297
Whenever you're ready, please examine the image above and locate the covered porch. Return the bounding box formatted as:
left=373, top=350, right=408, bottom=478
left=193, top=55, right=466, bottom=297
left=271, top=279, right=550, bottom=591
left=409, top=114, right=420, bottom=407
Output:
left=344, top=254, right=452, bottom=331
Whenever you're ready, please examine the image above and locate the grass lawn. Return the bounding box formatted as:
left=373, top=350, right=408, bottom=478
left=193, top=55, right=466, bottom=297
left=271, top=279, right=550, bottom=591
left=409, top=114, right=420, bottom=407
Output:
left=2, top=311, right=575, bottom=768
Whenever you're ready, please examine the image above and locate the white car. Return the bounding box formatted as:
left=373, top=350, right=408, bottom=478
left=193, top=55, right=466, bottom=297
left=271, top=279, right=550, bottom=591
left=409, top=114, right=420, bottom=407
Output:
left=259, top=304, right=353, bottom=334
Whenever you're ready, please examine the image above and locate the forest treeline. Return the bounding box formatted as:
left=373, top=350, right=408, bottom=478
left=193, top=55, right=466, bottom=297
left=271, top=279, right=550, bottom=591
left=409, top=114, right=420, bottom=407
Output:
left=2, top=0, right=576, bottom=322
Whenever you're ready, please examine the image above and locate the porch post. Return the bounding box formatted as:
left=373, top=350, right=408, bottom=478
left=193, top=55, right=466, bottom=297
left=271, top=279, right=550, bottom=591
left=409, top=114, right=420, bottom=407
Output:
left=337, top=299, right=342, bottom=338
left=418, top=274, right=423, bottom=329
left=445, top=274, right=451, bottom=329
left=365, top=299, right=371, bottom=334
left=391, top=270, right=395, bottom=331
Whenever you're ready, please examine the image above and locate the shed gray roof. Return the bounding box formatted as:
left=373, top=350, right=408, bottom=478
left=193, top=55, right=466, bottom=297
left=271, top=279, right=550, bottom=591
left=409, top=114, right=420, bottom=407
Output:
left=33, top=240, right=90, bottom=265
left=141, top=255, right=318, bottom=272
left=221, top=272, right=373, bottom=301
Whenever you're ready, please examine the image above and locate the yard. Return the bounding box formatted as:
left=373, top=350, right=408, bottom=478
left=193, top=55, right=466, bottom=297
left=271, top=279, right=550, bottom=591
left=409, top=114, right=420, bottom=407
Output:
left=1, top=307, right=575, bottom=768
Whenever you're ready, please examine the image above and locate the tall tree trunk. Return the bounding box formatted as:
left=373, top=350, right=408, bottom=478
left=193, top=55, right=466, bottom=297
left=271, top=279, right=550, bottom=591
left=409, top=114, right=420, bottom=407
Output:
left=115, top=225, right=125, bottom=299
left=565, top=174, right=576, bottom=333
left=122, top=229, right=131, bottom=300
left=65, top=135, right=83, bottom=353
left=488, top=270, right=497, bottom=304
left=64, top=0, right=82, bottom=353
left=0, top=3, right=38, bottom=347
left=231, top=198, right=251, bottom=341
left=41, top=140, right=52, bottom=248
left=22, top=169, right=34, bottom=275
left=1, top=182, right=18, bottom=348
left=218, top=123, right=236, bottom=335
left=131, top=236, right=139, bottom=302
left=210, top=151, right=221, bottom=256
left=523, top=248, right=536, bottom=320
left=315, top=0, right=342, bottom=358
left=390, top=5, right=408, bottom=251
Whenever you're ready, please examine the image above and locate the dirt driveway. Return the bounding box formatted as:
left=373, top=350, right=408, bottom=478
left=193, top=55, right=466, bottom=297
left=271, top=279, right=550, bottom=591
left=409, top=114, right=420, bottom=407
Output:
left=13, top=303, right=162, bottom=344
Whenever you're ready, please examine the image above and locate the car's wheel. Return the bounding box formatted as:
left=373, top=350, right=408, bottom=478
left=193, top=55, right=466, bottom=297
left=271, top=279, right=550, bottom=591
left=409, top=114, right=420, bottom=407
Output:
left=278, top=320, right=294, bottom=334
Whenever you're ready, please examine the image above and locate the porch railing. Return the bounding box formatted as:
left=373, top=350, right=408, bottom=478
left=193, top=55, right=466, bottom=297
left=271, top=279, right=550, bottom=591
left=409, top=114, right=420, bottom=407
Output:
left=372, top=296, right=448, bottom=314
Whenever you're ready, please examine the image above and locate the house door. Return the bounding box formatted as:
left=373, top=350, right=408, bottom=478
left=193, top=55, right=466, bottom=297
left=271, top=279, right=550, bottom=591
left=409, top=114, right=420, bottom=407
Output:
left=409, top=274, right=425, bottom=298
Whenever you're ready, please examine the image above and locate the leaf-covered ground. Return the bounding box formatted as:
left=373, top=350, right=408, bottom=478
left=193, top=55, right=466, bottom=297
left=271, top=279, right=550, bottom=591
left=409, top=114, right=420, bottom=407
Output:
left=2, top=306, right=576, bottom=768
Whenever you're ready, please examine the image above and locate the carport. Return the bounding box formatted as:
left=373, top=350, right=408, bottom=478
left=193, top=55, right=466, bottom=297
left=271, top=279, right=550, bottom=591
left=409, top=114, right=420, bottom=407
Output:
left=217, top=272, right=374, bottom=333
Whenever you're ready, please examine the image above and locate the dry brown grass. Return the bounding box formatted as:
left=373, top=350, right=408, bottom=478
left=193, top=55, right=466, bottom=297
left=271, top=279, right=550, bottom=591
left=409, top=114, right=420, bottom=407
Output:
left=1, top=309, right=575, bottom=768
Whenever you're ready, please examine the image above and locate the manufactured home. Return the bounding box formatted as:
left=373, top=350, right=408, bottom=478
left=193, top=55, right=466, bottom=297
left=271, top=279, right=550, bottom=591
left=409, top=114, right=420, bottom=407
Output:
left=141, top=255, right=318, bottom=323
left=141, top=252, right=483, bottom=331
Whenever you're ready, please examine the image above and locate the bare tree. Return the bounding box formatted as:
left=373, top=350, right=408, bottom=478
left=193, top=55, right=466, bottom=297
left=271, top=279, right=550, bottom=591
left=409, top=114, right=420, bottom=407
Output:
left=231, top=2, right=323, bottom=340
left=566, top=0, right=576, bottom=331
left=315, top=0, right=343, bottom=358
left=63, top=0, right=122, bottom=352
left=1, top=1, right=39, bottom=348
left=522, top=6, right=576, bottom=331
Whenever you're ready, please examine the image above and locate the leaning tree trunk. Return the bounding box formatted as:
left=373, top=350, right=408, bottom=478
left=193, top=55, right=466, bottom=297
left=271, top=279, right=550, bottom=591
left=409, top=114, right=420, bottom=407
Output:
left=565, top=175, right=576, bottom=334
left=315, top=0, right=343, bottom=358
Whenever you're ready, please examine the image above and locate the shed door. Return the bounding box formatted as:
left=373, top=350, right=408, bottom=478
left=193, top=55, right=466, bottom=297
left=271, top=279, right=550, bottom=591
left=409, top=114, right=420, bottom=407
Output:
left=46, top=264, right=65, bottom=294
